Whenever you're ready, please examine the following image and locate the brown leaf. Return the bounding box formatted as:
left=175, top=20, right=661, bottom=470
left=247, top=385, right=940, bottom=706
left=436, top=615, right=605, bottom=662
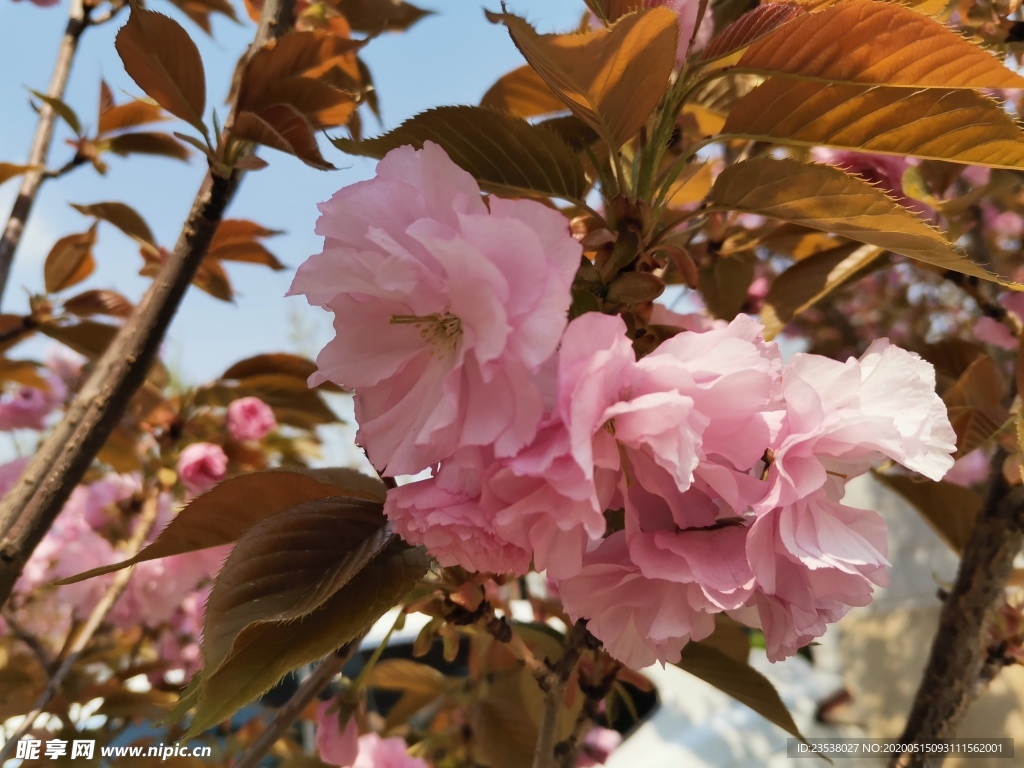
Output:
left=188, top=542, right=428, bottom=735
left=232, top=105, right=334, bottom=170
left=494, top=8, right=678, bottom=147
left=0, top=359, right=48, bottom=390
left=103, top=131, right=191, bottom=161
left=0, top=163, right=38, bottom=186
left=55, top=468, right=387, bottom=584
left=480, top=64, right=566, bottom=118
left=203, top=497, right=390, bottom=677
left=44, top=226, right=97, bottom=293
left=221, top=352, right=324, bottom=385
left=874, top=471, right=981, bottom=553
left=64, top=289, right=134, bottom=318
left=193, top=258, right=234, bottom=302
left=114, top=3, right=207, bottom=129
left=334, top=0, right=432, bottom=32
left=29, top=90, right=82, bottom=135
left=70, top=201, right=156, bottom=250
left=39, top=318, right=119, bottom=359
left=943, top=354, right=1010, bottom=457
left=97, top=99, right=167, bottom=136
left=700, top=3, right=802, bottom=63
left=699, top=253, right=756, bottom=321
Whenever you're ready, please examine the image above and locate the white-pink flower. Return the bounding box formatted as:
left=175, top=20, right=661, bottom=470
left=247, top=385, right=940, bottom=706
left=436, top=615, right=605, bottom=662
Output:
left=289, top=141, right=581, bottom=476
left=353, top=733, right=427, bottom=768
left=227, top=396, right=277, bottom=441
left=316, top=703, right=359, bottom=767
left=0, top=375, right=66, bottom=431
left=177, top=442, right=228, bottom=495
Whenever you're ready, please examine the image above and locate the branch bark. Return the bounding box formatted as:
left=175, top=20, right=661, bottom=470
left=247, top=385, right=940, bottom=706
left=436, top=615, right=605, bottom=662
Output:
left=891, top=448, right=1024, bottom=768
left=0, top=489, right=162, bottom=764
left=0, top=0, right=298, bottom=607
left=532, top=621, right=589, bottom=768
left=0, top=0, right=93, bottom=305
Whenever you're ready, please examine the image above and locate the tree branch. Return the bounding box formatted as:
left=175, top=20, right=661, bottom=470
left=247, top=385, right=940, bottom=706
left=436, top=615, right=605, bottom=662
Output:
left=891, top=448, right=1024, bottom=768
left=232, top=643, right=360, bottom=768
left=0, top=0, right=92, bottom=305
left=532, top=621, right=589, bottom=768
left=0, top=0, right=298, bottom=608
left=0, top=489, right=162, bottom=763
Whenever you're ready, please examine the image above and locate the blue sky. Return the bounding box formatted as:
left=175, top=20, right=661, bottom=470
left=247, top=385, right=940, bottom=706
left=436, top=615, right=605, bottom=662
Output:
left=0, top=0, right=583, bottom=384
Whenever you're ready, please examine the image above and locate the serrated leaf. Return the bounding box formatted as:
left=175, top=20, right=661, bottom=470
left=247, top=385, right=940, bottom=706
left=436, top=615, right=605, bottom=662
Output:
left=676, top=641, right=805, bottom=742
left=233, top=105, right=334, bottom=170
left=44, top=226, right=97, bottom=293
left=334, top=0, right=431, bottom=32
left=711, top=157, right=1019, bottom=287
left=494, top=8, right=677, bottom=148
left=203, top=497, right=390, bottom=677
left=70, top=201, right=156, bottom=250
left=586, top=1, right=646, bottom=23
left=115, top=3, right=207, bottom=130
left=480, top=64, right=566, bottom=118
left=873, top=472, right=981, bottom=553
left=188, top=542, right=428, bottom=735
left=332, top=106, right=588, bottom=202
left=104, top=131, right=191, bottom=161
left=98, top=99, right=166, bottom=135
left=0, top=163, right=38, bottom=186
left=724, top=81, right=1024, bottom=171
left=735, top=0, right=1024, bottom=89
left=760, top=243, right=884, bottom=339
left=29, top=89, right=82, bottom=135
left=700, top=3, right=802, bottom=64
left=55, top=468, right=386, bottom=584
left=64, top=289, right=134, bottom=318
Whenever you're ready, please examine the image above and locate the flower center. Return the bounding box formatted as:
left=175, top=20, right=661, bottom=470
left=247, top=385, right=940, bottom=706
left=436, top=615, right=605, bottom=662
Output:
left=391, top=312, right=463, bottom=352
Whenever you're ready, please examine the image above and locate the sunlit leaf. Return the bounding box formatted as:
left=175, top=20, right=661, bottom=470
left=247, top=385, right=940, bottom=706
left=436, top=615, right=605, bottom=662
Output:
left=44, top=226, right=97, bottom=294
left=735, top=0, right=1024, bottom=89
left=676, top=641, right=806, bottom=741
left=64, top=289, right=134, bottom=319
left=187, top=541, right=428, bottom=735
left=492, top=8, right=678, bottom=147
left=873, top=472, right=982, bottom=553
left=699, top=3, right=802, bottom=64
left=207, top=221, right=285, bottom=269
left=70, top=201, right=156, bottom=250
left=103, top=131, right=191, bottom=161
left=29, top=89, right=82, bottom=135
left=665, top=162, right=712, bottom=207
left=711, top=157, right=1019, bottom=287
left=0, top=163, right=38, bottom=186
left=115, top=3, right=207, bottom=130
left=480, top=64, right=566, bottom=118
left=193, top=258, right=233, bottom=302
left=98, top=99, right=167, bottom=135
left=203, top=497, right=390, bottom=676
left=56, top=468, right=386, bottom=584
left=38, top=318, right=118, bottom=359
left=332, top=106, right=589, bottom=202
left=334, top=0, right=431, bottom=32
left=233, top=105, right=334, bottom=169
left=723, top=81, right=1024, bottom=171
left=760, top=243, right=884, bottom=339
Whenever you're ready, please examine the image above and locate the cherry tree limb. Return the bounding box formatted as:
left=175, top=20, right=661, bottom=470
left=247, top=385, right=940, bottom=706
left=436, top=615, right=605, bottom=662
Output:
left=892, top=448, right=1024, bottom=767
left=533, top=621, right=590, bottom=768
left=0, top=0, right=93, bottom=305
left=0, top=489, right=162, bottom=763
left=0, top=0, right=298, bottom=607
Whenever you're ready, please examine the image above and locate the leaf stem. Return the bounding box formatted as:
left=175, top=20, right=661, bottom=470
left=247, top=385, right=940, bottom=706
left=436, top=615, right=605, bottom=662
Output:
left=0, top=0, right=299, bottom=608
left=0, top=0, right=93, bottom=307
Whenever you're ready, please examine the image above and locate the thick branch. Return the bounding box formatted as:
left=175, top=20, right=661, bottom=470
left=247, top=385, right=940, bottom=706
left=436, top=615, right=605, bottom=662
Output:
left=891, top=449, right=1024, bottom=768
left=0, top=490, right=161, bottom=763
left=532, top=621, right=589, bottom=768
left=0, top=0, right=298, bottom=607
left=232, top=643, right=359, bottom=768
left=0, top=0, right=92, bottom=305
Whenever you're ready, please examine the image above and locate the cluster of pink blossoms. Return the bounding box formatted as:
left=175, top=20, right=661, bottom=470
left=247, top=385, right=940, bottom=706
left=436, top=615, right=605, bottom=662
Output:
left=292, top=143, right=957, bottom=668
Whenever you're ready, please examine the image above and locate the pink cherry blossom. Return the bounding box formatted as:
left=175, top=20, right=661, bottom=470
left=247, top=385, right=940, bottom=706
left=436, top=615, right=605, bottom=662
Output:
left=352, top=733, right=427, bottom=768
left=226, top=396, right=277, bottom=441
left=177, top=442, right=228, bottom=495
left=0, top=375, right=66, bottom=431
left=944, top=448, right=990, bottom=488
left=290, top=141, right=581, bottom=476
left=316, top=703, right=359, bottom=767
left=973, top=315, right=1016, bottom=351
left=577, top=727, right=622, bottom=767
left=762, top=339, right=956, bottom=511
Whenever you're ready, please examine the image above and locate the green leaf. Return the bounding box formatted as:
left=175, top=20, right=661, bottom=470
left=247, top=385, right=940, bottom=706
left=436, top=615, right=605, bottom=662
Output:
left=29, top=90, right=82, bottom=135
left=188, top=541, right=428, bottom=735
left=873, top=471, right=982, bottom=553
left=54, top=468, right=386, bottom=584
left=202, top=497, right=390, bottom=677
left=332, top=106, right=589, bottom=203
left=711, top=157, right=1020, bottom=288
left=676, top=641, right=806, bottom=742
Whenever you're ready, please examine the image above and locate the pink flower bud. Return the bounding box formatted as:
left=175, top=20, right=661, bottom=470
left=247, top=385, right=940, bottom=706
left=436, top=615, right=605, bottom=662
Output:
left=226, top=396, right=277, bottom=442
left=177, top=442, right=228, bottom=495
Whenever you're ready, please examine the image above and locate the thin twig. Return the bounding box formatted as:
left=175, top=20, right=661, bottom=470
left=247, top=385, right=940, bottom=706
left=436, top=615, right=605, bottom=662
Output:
left=0, top=0, right=298, bottom=607
left=0, top=489, right=162, bottom=763
left=231, top=642, right=360, bottom=768
left=532, top=621, right=589, bottom=768
left=891, top=449, right=1024, bottom=768
left=0, top=0, right=93, bottom=305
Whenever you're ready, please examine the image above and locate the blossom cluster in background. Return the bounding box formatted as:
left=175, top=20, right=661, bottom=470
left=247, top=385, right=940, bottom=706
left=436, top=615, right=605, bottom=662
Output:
left=292, top=143, right=958, bottom=670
